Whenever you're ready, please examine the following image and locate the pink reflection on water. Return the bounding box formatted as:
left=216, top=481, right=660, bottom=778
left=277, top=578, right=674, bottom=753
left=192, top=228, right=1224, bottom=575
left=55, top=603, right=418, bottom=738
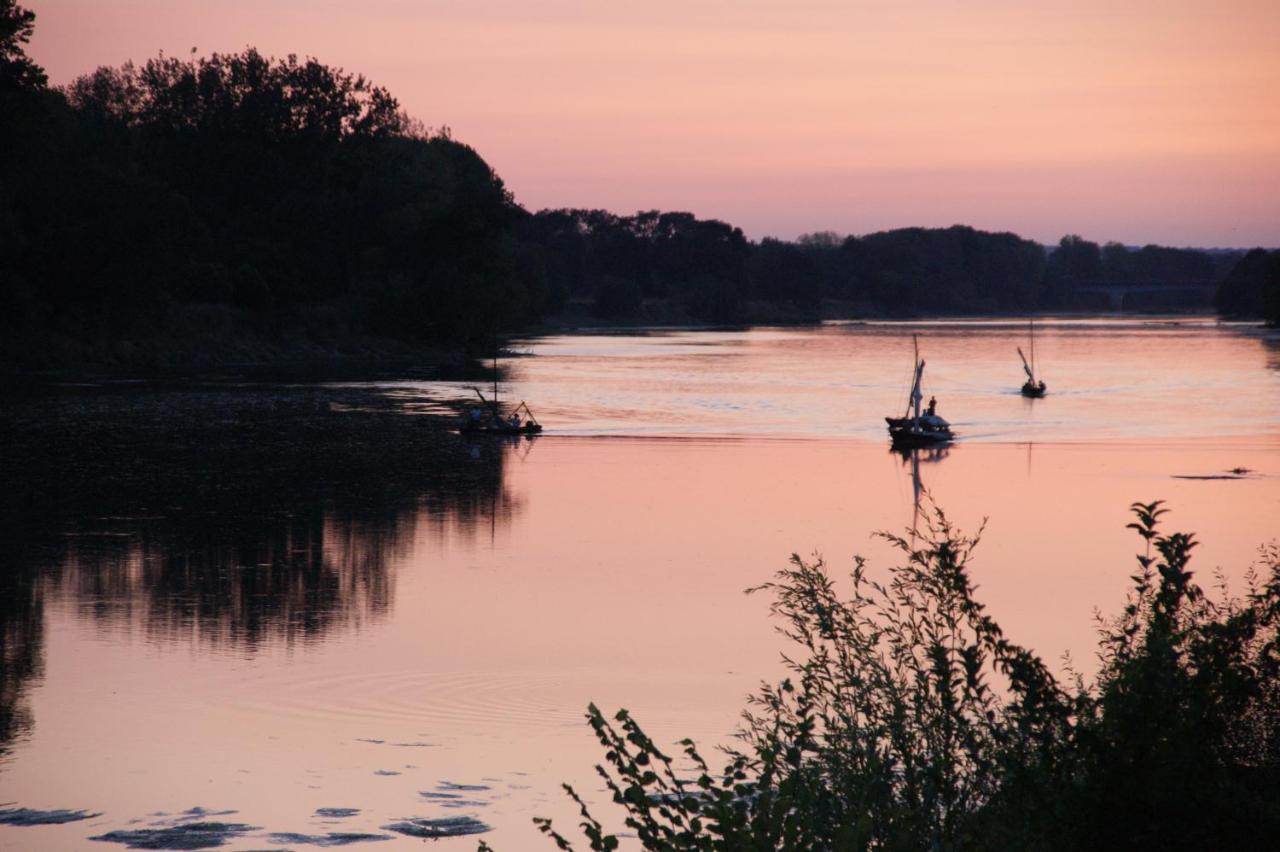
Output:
left=7, top=434, right=1278, bottom=848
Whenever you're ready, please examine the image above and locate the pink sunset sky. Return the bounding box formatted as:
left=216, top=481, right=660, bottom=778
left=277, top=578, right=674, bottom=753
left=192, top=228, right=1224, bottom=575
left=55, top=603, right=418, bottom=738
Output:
left=28, top=0, right=1280, bottom=247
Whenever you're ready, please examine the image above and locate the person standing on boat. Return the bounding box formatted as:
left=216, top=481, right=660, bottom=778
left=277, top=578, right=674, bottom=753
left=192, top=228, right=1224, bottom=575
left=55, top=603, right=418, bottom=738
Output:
left=927, top=396, right=937, bottom=417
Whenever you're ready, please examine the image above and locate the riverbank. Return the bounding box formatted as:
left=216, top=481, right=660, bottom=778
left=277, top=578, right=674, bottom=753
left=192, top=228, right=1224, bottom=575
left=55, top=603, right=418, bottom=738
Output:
left=0, top=304, right=485, bottom=386
left=534, top=296, right=1236, bottom=333
left=7, top=299, right=1265, bottom=388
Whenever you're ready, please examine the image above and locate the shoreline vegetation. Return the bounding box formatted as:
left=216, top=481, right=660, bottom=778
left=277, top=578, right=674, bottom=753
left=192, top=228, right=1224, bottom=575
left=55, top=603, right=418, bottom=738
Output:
left=526, top=503, right=1280, bottom=851
left=3, top=3, right=1279, bottom=380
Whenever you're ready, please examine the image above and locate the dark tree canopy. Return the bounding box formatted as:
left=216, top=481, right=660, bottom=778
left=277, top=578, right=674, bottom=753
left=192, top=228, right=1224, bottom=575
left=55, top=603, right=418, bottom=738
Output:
left=521, top=218, right=1056, bottom=324
left=1267, top=254, right=1280, bottom=325
left=517, top=209, right=751, bottom=323
left=0, top=0, right=44, bottom=92
left=849, top=225, right=1045, bottom=313
left=0, top=25, right=532, bottom=372
left=1102, top=242, right=1218, bottom=283
left=1043, top=234, right=1104, bottom=302
left=1216, top=248, right=1280, bottom=320
left=64, top=49, right=405, bottom=141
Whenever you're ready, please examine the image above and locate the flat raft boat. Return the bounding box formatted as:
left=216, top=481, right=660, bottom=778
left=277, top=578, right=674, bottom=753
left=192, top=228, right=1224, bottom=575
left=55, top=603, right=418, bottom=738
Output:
left=460, top=390, right=543, bottom=436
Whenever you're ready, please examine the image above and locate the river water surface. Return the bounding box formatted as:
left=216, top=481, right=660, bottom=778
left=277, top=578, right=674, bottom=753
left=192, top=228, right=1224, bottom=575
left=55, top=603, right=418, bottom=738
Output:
left=2, top=318, right=1278, bottom=849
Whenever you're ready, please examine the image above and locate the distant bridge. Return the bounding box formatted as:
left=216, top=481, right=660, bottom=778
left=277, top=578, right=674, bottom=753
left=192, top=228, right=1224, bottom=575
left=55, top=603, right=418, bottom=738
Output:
left=1073, top=280, right=1219, bottom=310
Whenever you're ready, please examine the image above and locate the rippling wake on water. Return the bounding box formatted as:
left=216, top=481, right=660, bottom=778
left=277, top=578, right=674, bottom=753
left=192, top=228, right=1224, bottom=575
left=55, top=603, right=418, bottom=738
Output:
left=2, top=318, right=1278, bottom=848
left=382, top=317, right=1280, bottom=442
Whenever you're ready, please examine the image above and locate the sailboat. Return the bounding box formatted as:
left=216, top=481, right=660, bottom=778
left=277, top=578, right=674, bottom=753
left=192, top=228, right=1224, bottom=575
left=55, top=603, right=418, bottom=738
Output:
left=885, top=335, right=954, bottom=447
left=461, top=346, right=543, bottom=435
left=1017, top=319, right=1047, bottom=398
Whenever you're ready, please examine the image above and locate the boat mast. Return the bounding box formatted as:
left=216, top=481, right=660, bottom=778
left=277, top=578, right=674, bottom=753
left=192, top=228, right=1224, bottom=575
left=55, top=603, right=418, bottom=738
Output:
left=492, top=331, right=500, bottom=414
left=1017, top=346, right=1035, bottom=381
left=911, top=334, right=924, bottom=423
left=1029, top=318, right=1036, bottom=380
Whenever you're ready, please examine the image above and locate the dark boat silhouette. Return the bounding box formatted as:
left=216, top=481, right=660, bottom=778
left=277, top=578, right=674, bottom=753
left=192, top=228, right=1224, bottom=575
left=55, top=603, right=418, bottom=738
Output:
left=460, top=347, right=543, bottom=436
left=1018, top=318, right=1047, bottom=397
left=461, top=393, right=543, bottom=436
left=886, top=335, right=953, bottom=447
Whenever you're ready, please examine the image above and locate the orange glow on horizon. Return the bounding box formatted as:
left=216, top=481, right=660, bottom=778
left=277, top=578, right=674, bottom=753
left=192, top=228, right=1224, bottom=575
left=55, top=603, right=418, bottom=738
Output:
left=29, top=0, right=1280, bottom=246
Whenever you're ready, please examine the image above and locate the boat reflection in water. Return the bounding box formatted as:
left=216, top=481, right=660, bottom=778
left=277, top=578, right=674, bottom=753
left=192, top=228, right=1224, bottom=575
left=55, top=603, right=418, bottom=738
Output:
left=891, top=444, right=952, bottom=536
left=0, top=564, right=42, bottom=764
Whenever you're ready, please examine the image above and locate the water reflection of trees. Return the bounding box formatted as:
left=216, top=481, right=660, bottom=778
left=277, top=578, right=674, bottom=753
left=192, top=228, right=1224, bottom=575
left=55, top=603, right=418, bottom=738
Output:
left=55, top=512, right=399, bottom=649
left=0, top=387, right=521, bottom=753
left=0, top=566, right=43, bottom=762
left=1256, top=327, right=1280, bottom=373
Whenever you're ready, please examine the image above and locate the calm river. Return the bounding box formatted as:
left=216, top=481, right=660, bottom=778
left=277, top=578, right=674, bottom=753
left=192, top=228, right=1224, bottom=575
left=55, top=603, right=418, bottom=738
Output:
left=2, top=318, right=1278, bottom=849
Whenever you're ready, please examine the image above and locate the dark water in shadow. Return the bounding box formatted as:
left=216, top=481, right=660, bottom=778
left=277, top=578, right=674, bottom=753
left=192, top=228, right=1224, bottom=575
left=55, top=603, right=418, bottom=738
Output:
left=0, top=386, right=517, bottom=767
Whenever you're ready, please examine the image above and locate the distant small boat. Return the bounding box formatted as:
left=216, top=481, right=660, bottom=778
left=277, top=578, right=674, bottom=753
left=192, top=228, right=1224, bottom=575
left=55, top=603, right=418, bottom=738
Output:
left=461, top=393, right=543, bottom=436
left=1018, top=319, right=1047, bottom=397
left=886, top=335, right=953, bottom=447
left=460, top=347, right=543, bottom=436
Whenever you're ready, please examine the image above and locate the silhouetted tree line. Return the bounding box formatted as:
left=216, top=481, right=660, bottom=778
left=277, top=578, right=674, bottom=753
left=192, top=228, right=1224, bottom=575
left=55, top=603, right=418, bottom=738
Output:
left=515, top=209, right=752, bottom=323
left=1, top=1, right=540, bottom=372
left=521, top=215, right=1050, bottom=321
left=1, top=1, right=1271, bottom=374
left=525, top=219, right=1257, bottom=323
left=1217, top=248, right=1280, bottom=324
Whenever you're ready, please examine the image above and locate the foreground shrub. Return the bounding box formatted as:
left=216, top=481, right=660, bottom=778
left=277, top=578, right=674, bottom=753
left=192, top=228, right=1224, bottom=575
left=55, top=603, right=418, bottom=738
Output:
left=527, top=501, right=1280, bottom=851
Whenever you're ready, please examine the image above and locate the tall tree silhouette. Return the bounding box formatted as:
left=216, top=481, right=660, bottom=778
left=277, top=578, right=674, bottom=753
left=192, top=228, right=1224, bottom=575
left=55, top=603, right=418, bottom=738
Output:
left=0, top=0, right=44, bottom=92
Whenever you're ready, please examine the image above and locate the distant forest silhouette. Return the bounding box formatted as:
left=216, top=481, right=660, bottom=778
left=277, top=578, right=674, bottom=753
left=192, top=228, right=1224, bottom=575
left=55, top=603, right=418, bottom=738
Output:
left=2, top=1, right=1277, bottom=374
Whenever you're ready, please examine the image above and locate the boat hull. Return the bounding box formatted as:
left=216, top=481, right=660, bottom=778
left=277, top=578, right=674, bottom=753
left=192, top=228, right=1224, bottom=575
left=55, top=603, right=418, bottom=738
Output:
left=885, top=416, right=953, bottom=447
left=1021, top=381, right=1047, bottom=398
left=460, top=421, right=543, bottom=436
